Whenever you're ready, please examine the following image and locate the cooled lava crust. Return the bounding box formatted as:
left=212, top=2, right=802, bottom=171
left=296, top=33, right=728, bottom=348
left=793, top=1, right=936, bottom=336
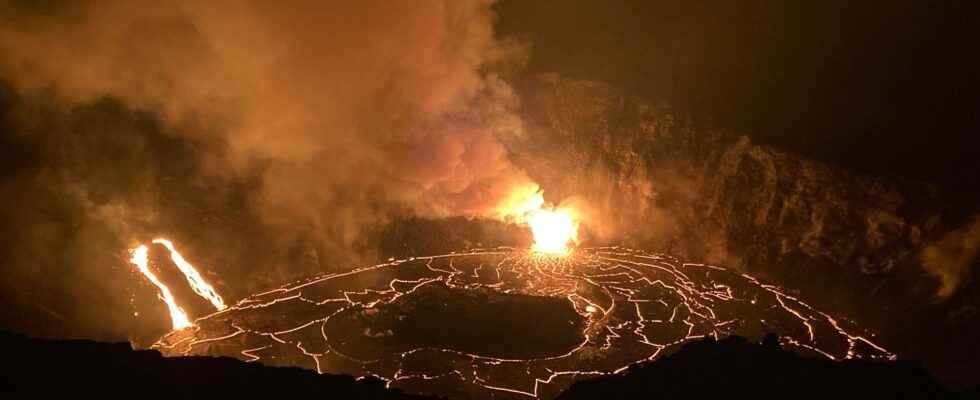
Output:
left=156, top=247, right=893, bottom=399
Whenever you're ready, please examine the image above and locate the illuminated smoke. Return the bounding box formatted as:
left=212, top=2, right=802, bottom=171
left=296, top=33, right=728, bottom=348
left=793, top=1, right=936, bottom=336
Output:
left=920, top=215, right=980, bottom=298
left=128, top=245, right=193, bottom=330
left=0, top=1, right=536, bottom=265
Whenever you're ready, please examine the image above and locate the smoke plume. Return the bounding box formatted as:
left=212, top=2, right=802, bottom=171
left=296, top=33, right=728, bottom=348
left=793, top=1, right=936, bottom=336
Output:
left=0, top=0, right=533, bottom=223
left=920, top=215, right=980, bottom=299
left=0, top=0, right=532, bottom=339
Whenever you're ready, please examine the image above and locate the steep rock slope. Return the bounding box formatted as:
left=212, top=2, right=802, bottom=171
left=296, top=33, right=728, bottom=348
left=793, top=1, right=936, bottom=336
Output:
left=510, top=75, right=979, bottom=387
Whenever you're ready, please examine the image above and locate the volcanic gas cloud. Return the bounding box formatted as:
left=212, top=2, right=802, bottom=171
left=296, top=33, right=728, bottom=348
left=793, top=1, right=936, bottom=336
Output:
left=0, top=0, right=608, bottom=341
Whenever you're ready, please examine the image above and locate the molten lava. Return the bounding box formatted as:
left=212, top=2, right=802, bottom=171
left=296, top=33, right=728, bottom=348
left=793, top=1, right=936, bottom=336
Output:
left=152, top=238, right=227, bottom=310
left=527, top=208, right=578, bottom=254
left=156, top=247, right=895, bottom=399
left=128, top=245, right=193, bottom=330
left=127, top=238, right=226, bottom=330
left=498, top=185, right=579, bottom=255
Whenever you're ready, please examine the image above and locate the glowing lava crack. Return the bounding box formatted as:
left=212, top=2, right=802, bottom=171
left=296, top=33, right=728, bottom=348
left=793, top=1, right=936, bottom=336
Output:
left=154, top=247, right=893, bottom=399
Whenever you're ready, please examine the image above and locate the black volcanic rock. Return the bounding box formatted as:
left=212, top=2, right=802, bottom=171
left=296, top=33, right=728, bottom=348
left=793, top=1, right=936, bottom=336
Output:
left=557, top=335, right=955, bottom=400
left=1, top=330, right=964, bottom=400
left=0, top=331, right=437, bottom=399
left=512, top=74, right=954, bottom=297
left=323, top=282, right=585, bottom=360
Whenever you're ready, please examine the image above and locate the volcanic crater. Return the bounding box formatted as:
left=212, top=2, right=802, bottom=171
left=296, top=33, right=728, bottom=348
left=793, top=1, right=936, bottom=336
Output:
left=156, top=247, right=893, bottom=399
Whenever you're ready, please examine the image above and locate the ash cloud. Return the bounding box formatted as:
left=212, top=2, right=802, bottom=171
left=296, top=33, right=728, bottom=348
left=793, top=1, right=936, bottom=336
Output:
left=0, top=0, right=533, bottom=339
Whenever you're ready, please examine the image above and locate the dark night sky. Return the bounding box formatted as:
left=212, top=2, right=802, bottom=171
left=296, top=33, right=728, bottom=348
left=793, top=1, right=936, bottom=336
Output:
left=496, top=0, right=980, bottom=196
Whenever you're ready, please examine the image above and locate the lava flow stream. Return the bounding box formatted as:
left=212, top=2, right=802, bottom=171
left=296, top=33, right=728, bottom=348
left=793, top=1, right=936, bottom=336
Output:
left=129, top=245, right=193, bottom=330
left=128, top=238, right=226, bottom=329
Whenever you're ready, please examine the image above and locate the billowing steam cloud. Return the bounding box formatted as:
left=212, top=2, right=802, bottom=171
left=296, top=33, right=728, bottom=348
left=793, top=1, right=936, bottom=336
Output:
left=0, top=0, right=531, bottom=226
left=920, top=215, right=980, bottom=299
left=0, top=0, right=532, bottom=339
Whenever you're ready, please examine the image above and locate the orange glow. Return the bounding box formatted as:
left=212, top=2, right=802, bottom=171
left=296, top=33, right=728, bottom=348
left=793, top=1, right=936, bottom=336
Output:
left=127, top=238, right=227, bottom=330
left=527, top=208, right=578, bottom=254
left=152, top=238, right=227, bottom=311
left=499, top=185, right=579, bottom=255
left=129, top=245, right=193, bottom=330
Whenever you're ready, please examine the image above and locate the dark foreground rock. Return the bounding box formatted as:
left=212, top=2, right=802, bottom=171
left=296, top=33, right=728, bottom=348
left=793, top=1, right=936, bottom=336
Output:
left=0, top=331, right=437, bottom=399
left=1, top=330, right=972, bottom=399
left=558, top=335, right=962, bottom=400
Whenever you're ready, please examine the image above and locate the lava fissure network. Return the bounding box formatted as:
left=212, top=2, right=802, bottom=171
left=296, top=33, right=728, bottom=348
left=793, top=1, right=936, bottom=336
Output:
left=153, top=247, right=893, bottom=399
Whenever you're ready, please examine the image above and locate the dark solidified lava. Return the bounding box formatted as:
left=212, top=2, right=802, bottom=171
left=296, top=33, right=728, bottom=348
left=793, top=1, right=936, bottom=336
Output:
left=155, top=247, right=894, bottom=399
left=324, top=282, right=585, bottom=360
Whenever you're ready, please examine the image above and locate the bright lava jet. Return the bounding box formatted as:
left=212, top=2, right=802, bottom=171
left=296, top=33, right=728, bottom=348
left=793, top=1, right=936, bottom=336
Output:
left=527, top=208, right=578, bottom=255
left=499, top=185, right=580, bottom=255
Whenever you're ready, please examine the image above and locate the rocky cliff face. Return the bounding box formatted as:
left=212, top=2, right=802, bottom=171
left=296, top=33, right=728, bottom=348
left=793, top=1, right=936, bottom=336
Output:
left=508, top=74, right=979, bottom=387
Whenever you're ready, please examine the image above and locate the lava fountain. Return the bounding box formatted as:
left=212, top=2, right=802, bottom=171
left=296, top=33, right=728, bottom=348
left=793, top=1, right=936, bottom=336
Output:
left=526, top=208, right=578, bottom=254
left=498, top=185, right=580, bottom=255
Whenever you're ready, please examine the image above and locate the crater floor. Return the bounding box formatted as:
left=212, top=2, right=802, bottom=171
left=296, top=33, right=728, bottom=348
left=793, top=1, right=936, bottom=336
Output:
left=156, top=247, right=893, bottom=399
